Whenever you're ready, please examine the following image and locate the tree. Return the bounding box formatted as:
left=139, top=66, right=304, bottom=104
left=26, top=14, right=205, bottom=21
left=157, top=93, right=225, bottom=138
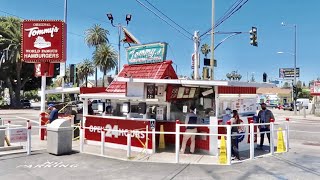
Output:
left=77, top=59, right=94, bottom=87
left=201, top=44, right=210, bottom=58
left=0, top=16, right=35, bottom=107
left=309, top=80, right=314, bottom=88
left=297, top=80, right=302, bottom=89
left=93, top=44, right=117, bottom=87
left=283, top=82, right=290, bottom=88
left=85, top=24, right=109, bottom=87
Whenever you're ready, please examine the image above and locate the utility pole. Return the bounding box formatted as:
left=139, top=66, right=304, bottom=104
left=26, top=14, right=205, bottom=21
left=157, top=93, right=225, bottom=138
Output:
left=193, top=31, right=200, bottom=80
left=61, top=0, right=67, bottom=102
left=293, top=24, right=297, bottom=115
left=210, top=0, right=215, bottom=80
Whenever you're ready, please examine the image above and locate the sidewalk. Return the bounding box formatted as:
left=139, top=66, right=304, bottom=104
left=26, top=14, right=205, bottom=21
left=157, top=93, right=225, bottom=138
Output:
left=275, top=114, right=320, bottom=121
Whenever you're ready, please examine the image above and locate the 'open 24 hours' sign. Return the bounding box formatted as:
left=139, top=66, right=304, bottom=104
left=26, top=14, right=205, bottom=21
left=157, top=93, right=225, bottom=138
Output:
left=21, top=20, right=66, bottom=63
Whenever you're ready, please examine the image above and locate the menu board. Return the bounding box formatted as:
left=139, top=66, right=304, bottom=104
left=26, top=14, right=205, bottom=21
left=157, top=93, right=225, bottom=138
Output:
left=231, top=98, right=256, bottom=114
left=177, top=87, right=196, bottom=99
left=166, top=86, right=197, bottom=101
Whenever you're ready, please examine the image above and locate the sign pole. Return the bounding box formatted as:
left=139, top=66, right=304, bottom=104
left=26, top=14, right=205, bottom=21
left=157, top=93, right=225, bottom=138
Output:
left=40, top=74, right=46, bottom=138
left=40, top=75, right=46, bottom=113
left=61, top=0, right=68, bottom=102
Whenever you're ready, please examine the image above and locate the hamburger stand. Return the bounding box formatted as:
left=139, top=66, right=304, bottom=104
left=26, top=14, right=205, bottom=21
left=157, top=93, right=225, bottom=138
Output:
left=78, top=42, right=276, bottom=156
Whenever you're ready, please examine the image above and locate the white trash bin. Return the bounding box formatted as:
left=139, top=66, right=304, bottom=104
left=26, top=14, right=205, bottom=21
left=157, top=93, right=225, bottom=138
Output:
left=47, top=119, right=73, bottom=155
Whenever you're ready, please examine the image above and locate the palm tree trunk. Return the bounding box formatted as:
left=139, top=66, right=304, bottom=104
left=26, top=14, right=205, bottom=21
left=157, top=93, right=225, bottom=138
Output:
left=102, top=69, right=106, bottom=87
left=6, top=77, right=16, bottom=107
left=14, top=61, right=22, bottom=107
left=85, top=76, right=88, bottom=88
left=95, top=67, right=98, bottom=87
left=95, top=46, right=98, bottom=87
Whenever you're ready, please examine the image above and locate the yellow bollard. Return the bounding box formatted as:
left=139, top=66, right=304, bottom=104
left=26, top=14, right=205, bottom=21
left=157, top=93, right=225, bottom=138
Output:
left=219, top=136, right=227, bottom=164
left=159, top=125, right=166, bottom=149
left=276, top=127, right=286, bottom=153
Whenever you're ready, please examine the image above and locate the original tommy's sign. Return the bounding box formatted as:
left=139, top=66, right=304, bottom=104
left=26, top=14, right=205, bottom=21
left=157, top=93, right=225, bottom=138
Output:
left=21, top=20, right=66, bottom=63
left=126, top=42, right=167, bottom=65
left=85, top=116, right=152, bottom=149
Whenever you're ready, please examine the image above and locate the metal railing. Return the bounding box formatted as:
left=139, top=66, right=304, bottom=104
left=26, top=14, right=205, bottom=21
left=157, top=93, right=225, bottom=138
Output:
left=0, top=118, right=290, bottom=165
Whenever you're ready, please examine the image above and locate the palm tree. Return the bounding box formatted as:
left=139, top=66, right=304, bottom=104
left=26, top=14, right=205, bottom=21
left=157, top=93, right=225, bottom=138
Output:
left=93, top=44, right=117, bottom=87
left=77, top=59, right=94, bottom=87
left=201, top=44, right=211, bottom=58
left=0, top=17, right=27, bottom=107
left=85, top=24, right=109, bottom=87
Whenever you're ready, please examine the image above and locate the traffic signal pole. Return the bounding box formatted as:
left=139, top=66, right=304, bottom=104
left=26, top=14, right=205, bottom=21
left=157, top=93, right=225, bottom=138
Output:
left=210, top=0, right=215, bottom=80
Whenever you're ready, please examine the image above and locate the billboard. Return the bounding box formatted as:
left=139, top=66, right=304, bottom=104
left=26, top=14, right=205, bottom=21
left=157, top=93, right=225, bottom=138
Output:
left=21, top=20, right=66, bottom=63
left=126, top=42, right=167, bottom=65
left=311, top=81, right=320, bottom=95
left=279, top=68, right=300, bottom=78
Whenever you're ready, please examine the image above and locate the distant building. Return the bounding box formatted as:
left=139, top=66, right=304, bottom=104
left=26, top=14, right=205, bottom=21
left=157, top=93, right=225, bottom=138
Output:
left=257, top=87, right=292, bottom=105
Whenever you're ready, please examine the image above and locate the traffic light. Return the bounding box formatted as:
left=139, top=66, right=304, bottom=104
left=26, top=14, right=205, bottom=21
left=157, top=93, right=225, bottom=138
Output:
left=263, top=73, right=267, bottom=82
left=203, top=67, right=209, bottom=80
left=250, top=27, right=258, bottom=47
left=70, top=64, right=75, bottom=84
left=53, top=63, right=60, bottom=76
left=292, top=85, right=298, bottom=99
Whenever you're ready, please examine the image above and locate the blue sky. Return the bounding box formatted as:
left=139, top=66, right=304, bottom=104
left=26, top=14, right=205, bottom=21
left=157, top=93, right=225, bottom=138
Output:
left=1, top=0, right=318, bottom=84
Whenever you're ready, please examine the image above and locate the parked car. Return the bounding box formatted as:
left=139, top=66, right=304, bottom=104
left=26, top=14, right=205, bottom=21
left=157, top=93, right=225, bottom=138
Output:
left=283, top=102, right=300, bottom=111
left=282, top=103, right=292, bottom=111
left=20, top=99, right=31, bottom=108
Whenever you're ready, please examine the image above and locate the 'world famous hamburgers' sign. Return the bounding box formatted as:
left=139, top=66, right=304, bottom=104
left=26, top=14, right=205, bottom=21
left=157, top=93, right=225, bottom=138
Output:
left=21, top=20, right=66, bottom=63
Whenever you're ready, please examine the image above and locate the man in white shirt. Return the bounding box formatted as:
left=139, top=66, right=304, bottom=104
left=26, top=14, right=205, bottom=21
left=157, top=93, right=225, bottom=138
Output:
left=180, top=105, right=198, bottom=154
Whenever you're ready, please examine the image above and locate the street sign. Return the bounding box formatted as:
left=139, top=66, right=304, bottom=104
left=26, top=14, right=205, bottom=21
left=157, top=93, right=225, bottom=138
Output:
left=279, top=68, right=300, bottom=78
left=8, top=128, right=27, bottom=143
left=203, top=58, right=217, bottom=67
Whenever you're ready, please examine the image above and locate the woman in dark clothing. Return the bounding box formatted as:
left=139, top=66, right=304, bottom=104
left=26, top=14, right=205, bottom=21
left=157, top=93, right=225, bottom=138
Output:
left=88, top=101, right=94, bottom=115
left=231, top=110, right=241, bottom=160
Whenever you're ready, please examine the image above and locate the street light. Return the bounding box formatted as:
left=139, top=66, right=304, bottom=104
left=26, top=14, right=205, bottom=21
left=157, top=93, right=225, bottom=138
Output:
left=278, top=22, right=297, bottom=115
left=106, top=13, right=132, bottom=75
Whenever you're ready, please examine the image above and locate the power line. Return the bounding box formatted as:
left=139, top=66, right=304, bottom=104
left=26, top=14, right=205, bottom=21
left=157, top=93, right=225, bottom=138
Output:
left=143, top=0, right=192, bottom=36
left=201, top=0, right=245, bottom=36
left=200, top=0, right=249, bottom=38
left=0, top=9, right=117, bottom=45
left=135, top=0, right=193, bottom=41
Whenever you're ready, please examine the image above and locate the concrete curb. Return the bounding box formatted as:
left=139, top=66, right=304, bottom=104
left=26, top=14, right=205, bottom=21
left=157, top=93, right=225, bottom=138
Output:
left=0, top=146, right=23, bottom=152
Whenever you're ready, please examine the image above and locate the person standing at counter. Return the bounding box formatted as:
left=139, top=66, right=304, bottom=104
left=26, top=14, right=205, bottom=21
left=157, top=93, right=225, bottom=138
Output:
left=180, top=105, right=198, bottom=154
left=222, top=107, right=232, bottom=124
left=230, top=110, right=241, bottom=160
left=88, top=100, right=94, bottom=115
left=257, top=102, right=275, bottom=150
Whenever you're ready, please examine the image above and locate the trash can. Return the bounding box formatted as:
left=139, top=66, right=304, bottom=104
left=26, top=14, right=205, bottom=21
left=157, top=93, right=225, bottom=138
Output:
left=47, top=119, right=73, bottom=155
left=0, top=126, right=5, bottom=147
